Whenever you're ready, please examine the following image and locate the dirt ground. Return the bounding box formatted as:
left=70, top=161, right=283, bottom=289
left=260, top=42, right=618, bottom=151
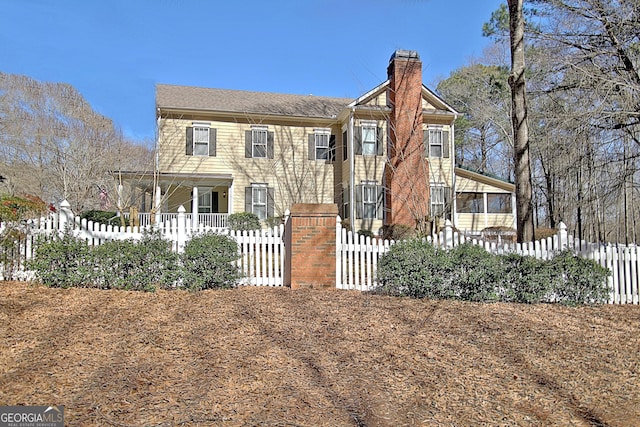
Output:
left=0, top=281, right=639, bottom=427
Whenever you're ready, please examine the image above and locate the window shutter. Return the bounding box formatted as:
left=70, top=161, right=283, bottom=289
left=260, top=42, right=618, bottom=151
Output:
left=343, top=185, right=350, bottom=219
left=267, top=131, right=274, bottom=159
left=444, top=186, right=452, bottom=219
left=342, top=130, right=348, bottom=161
left=329, top=135, right=336, bottom=161
left=267, top=187, right=275, bottom=218
left=423, top=129, right=429, bottom=157
left=376, top=126, right=384, bottom=156
left=355, top=184, right=363, bottom=219
left=308, top=134, right=315, bottom=160
left=354, top=126, right=362, bottom=155
left=186, top=127, right=193, bottom=155
left=245, top=130, right=252, bottom=158
left=443, top=130, right=450, bottom=158
left=376, top=185, right=384, bottom=220
left=209, top=128, right=217, bottom=156
left=245, top=187, right=252, bottom=213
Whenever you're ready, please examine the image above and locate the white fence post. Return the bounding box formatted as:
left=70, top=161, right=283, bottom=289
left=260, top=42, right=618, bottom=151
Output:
left=558, top=222, right=568, bottom=251
left=444, top=220, right=454, bottom=249
left=58, top=200, right=74, bottom=233
left=336, top=215, right=342, bottom=290
left=176, top=205, right=186, bottom=253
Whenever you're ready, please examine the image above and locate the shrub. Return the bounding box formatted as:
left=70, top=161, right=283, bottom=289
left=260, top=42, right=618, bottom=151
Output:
left=92, top=231, right=179, bottom=291
left=549, top=250, right=610, bottom=305
left=180, top=231, right=242, bottom=290
left=448, top=243, right=504, bottom=302
left=377, top=238, right=456, bottom=299
left=28, top=232, right=93, bottom=288
left=227, top=212, right=261, bottom=231
left=357, top=229, right=375, bottom=239
left=380, top=223, right=415, bottom=241
left=500, top=254, right=553, bottom=304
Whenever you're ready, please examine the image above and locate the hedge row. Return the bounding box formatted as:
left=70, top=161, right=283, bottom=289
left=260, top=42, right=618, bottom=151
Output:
left=376, top=240, right=611, bottom=305
left=27, top=230, right=241, bottom=291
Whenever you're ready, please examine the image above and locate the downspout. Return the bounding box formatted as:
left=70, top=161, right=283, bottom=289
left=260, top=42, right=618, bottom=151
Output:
left=349, top=108, right=356, bottom=224
left=451, top=121, right=457, bottom=229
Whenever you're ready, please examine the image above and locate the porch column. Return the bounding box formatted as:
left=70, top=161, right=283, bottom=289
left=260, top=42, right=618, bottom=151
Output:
left=154, top=186, right=162, bottom=225
left=228, top=181, right=233, bottom=214
left=192, top=186, right=199, bottom=228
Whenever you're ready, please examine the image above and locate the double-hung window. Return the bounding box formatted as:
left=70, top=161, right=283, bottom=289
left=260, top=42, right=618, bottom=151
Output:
left=252, top=128, right=268, bottom=158
left=315, top=130, right=330, bottom=160
left=362, top=184, right=377, bottom=219
left=198, top=190, right=212, bottom=213
left=252, top=185, right=267, bottom=220
left=430, top=184, right=451, bottom=218
left=429, top=129, right=443, bottom=157
left=193, top=127, right=209, bottom=156
left=362, top=124, right=377, bottom=156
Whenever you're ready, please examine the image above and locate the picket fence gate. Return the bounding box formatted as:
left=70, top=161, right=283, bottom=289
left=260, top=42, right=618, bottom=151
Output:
left=0, top=202, right=284, bottom=286
left=336, top=217, right=640, bottom=305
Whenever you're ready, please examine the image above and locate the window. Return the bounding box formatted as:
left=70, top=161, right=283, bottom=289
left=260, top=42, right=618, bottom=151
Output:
left=252, top=185, right=267, bottom=220
left=355, top=182, right=383, bottom=219
left=342, top=184, right=350, bottom=219
left=245, top=184, right=274, bottom=220
left=308, top=129, right=335, bottom=161
left=362, top=185, right=377, bottom=219
left=430, top=185, right=451, bottom=218
left=245, top=127, right=274, bottom=159
left=487, top=194, right=512, bottom=213
left=186, top=124, right=216, bottom=156
left=429, top=129, right=443, bottom=157
left=252, top=128, right=267, bottom=158
left=198, top=190, right=211, bottom=213
left=456, top=192, right=484, bottom=213
left=193, top=127, right=209, bottom=155
left=425, top=127, right=449, bottom=158
left=362, top=124, right=377, bottom=156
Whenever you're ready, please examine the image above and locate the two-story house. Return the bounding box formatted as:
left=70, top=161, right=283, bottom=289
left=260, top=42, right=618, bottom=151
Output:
left=128, top=50, right=515, bottom=236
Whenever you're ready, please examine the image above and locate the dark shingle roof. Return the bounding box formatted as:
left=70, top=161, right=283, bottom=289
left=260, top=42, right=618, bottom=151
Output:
left=157, top=84, right=353, bottom=119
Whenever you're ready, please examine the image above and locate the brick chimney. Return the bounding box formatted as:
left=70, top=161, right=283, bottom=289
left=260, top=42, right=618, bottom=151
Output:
left=385, top=50, right=429, bottom=229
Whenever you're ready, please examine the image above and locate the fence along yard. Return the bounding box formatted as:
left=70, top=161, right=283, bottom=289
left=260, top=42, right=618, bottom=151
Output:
left=1, top=200, right=639, bottom=304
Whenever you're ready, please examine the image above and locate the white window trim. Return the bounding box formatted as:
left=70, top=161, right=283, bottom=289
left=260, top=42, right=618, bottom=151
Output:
left=428, top=126, right=444, bottom=158
left=314, top=128, right=331, bottom=160
left=251, top=126, right=268, bottom=158
left=361, top=180, right=378, bottom=220
left=361, top=122, right=377, bottom=156
left=430, top=183, right=446, bottom=217
left=252, top=183, right=268, bottom=220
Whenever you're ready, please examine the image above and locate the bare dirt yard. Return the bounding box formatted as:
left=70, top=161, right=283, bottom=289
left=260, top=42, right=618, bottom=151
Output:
left=1, top=281, right=639, bottom=426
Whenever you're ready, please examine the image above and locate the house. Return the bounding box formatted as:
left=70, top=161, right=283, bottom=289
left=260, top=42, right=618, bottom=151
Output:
left=125, top=50, right=515, bottom=235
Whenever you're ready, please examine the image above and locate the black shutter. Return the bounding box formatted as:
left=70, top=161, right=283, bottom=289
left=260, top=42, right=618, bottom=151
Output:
left=267, top=131, right=274, bottom=159
left=354, top=126, right=362, bottom=155
left=267, top=187, right=275, bottom=218
left=308, top=134, right=315, bottom=160
left=355, top=184, right=363, bottom=219
left=444, top=186, right=452, bottom=219
left=376, top=126, right=384, bottom=156
left=209, top=128, right=217, bottom=156
left=376, top=185, right=384, bottom=220
left=245, top=187, right=252, bottom=213
left=186, top=127, right=193, bottom=155
left=342, top=130, right=348, bottom=161
left=443, top=130, right=450, bottom=158
left=329, top=135, right=336, bottom=161
left=423, top=129, right=429, bottom=157
left=245, top=130, right=252, bottom=158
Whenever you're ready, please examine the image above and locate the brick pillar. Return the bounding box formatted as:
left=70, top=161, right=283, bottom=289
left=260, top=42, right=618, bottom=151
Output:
left=385, top=49, right=429, bottom=228
left=284, top=203, right=338, bottom=290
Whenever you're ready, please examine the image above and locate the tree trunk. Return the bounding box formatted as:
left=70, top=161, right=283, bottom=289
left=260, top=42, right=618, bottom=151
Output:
left=508, top=0, right=534, bottom=242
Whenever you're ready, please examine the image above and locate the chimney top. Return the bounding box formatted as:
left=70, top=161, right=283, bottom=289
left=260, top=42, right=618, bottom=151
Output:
left=389, top=50, right=420, bottom=63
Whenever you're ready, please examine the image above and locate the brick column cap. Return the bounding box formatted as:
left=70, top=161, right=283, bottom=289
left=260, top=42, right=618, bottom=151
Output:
left=290, top=203, right=338, bottom=217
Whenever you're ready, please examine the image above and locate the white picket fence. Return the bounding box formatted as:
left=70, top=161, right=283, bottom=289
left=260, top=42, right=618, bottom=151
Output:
left=336, top=217, right=640, bottom=304
left=0, top=201, right=284, bottom=286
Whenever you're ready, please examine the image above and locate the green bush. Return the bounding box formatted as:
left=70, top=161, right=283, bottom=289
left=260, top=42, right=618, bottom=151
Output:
left=376, top=241, right=611, bottom=306
left=28, top=232, right=93, bottom=288
left=448, top=243, right=503, bottom=302
left=28, top=230, right=179, bottom=291
left=180, top=231, right=242, bottom=290
left=227, top=212, right=261, bottom=231
left=357, top=229, right=375, bottom=239
left=549, top=250, right=610, bottom=305
left=380, top=223, right=415, bottom=241
left=92, top=231, right=179, bottom=291
left=377, top=238, right=456, bottom=299
left=500, top=254, right=553, bottom=304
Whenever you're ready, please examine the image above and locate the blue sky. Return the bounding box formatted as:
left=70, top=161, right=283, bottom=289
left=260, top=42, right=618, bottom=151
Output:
left=1, top=0, right=504, bottom=142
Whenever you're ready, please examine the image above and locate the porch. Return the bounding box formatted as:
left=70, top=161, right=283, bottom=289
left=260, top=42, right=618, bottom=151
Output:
left=123, top=212, right=229, bottom=228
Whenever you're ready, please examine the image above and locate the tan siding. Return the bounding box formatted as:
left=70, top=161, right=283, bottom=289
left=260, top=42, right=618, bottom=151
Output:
left=457, top=213, right=515, bottom=232
left=456, top=176, right=512, bottom=194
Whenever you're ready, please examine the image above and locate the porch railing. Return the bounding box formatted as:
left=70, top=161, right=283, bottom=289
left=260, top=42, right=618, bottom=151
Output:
left=123, top=212, right=228, bottom=228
